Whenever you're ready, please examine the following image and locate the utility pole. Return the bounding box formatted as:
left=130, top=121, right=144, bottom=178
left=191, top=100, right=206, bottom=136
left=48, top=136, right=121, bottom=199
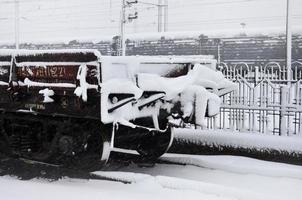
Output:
left=137, top=1, right=168, bottom=32
left=163, top=0, right=168, bottom=32
left=120, top=0, right=126, bottom=56
left=157, top=0, right=169, bottom=32
left=158, top=0, right=163, bottom=32
left=119, top=0, right=138, bottom=56
left=286, top=0, right=292, bottom=84
left=14, top=0, right=20, bottom=49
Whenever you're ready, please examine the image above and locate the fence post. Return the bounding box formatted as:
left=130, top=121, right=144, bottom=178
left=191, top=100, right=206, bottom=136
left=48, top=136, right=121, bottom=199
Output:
left=279, top=86, right=288, bottom=136
left=255, top=66, right=259, bottom=84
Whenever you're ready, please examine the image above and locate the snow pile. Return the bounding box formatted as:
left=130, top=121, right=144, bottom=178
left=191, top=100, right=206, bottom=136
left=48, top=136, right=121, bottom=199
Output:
left=137, top=64, right=227, bottom=126
left=100, top=60, right=233, bottom=127
left=137, top=67, right=199, bottom=100
left=180, top=85, right=219, bottom=126
left=193, top=64, right=237, bottom=97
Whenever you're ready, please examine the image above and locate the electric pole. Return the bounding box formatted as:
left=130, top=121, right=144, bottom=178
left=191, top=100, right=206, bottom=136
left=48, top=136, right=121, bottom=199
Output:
left=137, top=0, right=168, bottom=33
left=14, top=0, right=20, bottom=49
left=119, top=0, right=138, bottom=56
left=157, top=0, right=168, bottom=32
left=158, top=0, right=163, bottom=32
left=286, top=0, right=292, bottom=84
left=120, top=0, right=126, bottom=56
left=163, top=0, right=168, bottom=32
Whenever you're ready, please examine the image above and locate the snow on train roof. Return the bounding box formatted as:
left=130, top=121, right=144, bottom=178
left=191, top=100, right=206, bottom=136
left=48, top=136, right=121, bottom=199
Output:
left=0, top=49, right=101, bottom=58
left=100, top=55, right=216, bottom=64
left=0, top=50, right=215, bottom=65
left=100, top=55, right=217, bottom=82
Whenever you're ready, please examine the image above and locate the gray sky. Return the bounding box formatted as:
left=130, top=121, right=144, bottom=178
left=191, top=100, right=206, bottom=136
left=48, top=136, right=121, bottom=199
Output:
left=0, top=0, right=302, bottom=43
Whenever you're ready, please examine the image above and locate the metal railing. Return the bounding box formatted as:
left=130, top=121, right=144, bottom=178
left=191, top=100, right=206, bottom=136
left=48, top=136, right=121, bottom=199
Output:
left=207, top=61, right=302, bottom=136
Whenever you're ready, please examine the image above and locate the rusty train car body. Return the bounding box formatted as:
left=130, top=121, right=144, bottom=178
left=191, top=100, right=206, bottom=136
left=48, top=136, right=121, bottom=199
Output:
left=0, top=49, right=231, bottom=169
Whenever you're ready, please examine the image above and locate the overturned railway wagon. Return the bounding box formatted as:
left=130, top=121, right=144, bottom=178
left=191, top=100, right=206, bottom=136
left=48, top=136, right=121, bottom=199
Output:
left=0, top=49, right=233, bottom=169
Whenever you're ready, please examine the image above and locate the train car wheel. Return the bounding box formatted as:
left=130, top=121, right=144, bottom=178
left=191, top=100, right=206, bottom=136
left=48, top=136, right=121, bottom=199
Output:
left=137, top=126, right=173, bottom=160
left=64, top=123, right=111, bottom=171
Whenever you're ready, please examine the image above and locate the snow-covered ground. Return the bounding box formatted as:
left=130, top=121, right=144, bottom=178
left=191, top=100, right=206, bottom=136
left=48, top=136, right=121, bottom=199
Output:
left=1, top=154, right=302, bottom=200
left=174, top=128, right=302, bottom=154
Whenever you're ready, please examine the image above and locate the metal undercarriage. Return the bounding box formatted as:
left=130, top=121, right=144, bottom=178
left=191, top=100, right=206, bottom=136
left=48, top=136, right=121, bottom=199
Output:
left=0, top=111, right=173, bottom=170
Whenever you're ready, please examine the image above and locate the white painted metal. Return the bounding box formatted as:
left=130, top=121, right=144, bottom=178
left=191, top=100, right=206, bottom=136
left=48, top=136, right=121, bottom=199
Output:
left=286, top=0, right=292, bottom=85
left=207, top=62, right=302, bottom=136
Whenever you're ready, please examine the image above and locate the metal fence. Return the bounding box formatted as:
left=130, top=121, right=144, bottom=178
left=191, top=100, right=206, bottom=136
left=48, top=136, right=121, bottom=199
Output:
left=207, top=61, right=302, bottom=136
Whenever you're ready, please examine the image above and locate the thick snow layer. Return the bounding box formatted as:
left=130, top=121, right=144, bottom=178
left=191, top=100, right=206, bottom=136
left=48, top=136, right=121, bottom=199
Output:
left=161, top=154, right=302, bottom=180
left=173, top=128, right=302, bottom=154
left=137, top=64, right=227, bottom=126
left=100, top=79, right=144, bottom=124
left=15, top=61, right=99, bottom=67
left=137, top=70, right=197, bottom=100
left=101, top=55, right=215, bottom=66
left=5, top=49, right=102, bottom=58
left=117, top=154, right=302, bottom=200
left=1, top=155, right=302, bottom=200
left=100, top=56, right=216, bottom=82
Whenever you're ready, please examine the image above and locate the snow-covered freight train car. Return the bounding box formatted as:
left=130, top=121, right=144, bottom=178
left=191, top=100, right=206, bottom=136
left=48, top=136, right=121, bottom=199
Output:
left=0, top=49, right=235, bottom=169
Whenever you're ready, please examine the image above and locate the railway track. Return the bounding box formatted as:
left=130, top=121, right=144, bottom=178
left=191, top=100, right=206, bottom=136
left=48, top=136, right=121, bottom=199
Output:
left=0, top=151, right=181, bottom=181
left=2, top=133, right=302, bottom=182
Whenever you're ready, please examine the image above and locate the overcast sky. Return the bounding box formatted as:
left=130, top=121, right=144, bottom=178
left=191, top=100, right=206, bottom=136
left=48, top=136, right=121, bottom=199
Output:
left=0, top=0, right=302, bottom=43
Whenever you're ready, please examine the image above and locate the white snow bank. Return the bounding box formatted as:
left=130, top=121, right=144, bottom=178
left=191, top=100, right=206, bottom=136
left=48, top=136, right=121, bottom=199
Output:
left=173, top=128, right=302, bottom=154
left=162, top=154, right=302, bottom=180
